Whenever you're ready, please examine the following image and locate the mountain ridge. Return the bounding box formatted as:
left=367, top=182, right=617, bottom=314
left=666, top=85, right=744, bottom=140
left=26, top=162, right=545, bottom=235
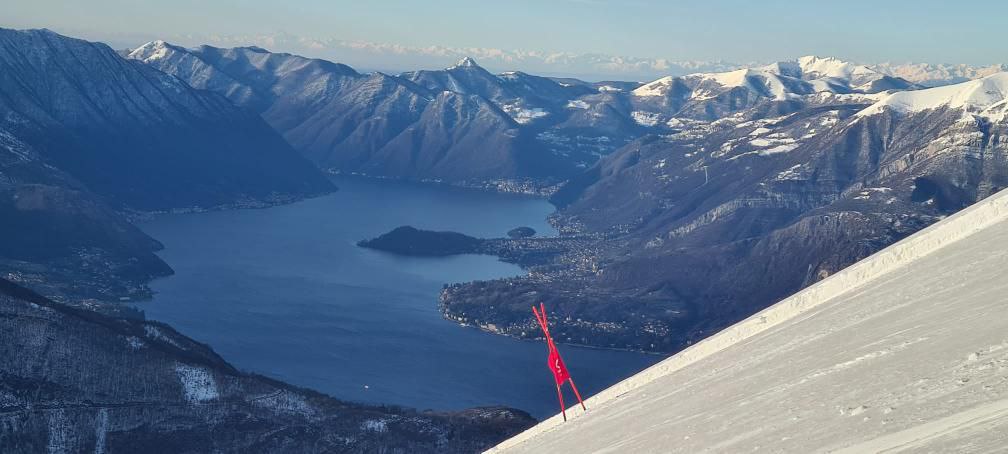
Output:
left=439, top=71, right=1008, bottom=352
left=0, top=28, right=333, bottom=210
left=138, top=43, right=977, bottom=187
left=0, top=27, right=334, bottom=301
left=119, top=31, right=1006, bottom=84
left=130, top=43, right=579, bottom=185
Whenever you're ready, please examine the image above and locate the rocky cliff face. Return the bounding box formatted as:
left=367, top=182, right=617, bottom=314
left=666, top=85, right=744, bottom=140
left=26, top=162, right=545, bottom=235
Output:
left=0, top=278, right=535, bottom=453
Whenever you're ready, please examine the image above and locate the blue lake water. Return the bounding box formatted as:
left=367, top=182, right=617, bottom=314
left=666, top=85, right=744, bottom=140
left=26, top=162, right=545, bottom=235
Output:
left=138, top=175, right=660, bottom=418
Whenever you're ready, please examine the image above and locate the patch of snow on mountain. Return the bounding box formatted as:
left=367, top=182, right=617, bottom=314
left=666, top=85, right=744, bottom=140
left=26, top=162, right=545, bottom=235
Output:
left=750, top=134, right=796, bottom=148
left=175, top=364, right=219, bottom=403
left=501, top=103, right=548, bottom=124
left=666, top=118, right=701, bottom=129
left=798, top=55, right=876, bottom=81
left=361, top=418, right=389, bottom=433
left=566, top=100, right=589, bottom=109
left=853, top=187, right=892, bottom=200
left=598, top=85, right=622, bottom=93
left=124, top=336, right=145, bottom=351
left=759, top=143, right=800, bottom=155
left=631, top=111, right=661, bottom=127
left=981, top=99, right=1008, bottom=123
left=776, top=164, right=804, bottom=181
left=144, top=325, right=181, bottom=348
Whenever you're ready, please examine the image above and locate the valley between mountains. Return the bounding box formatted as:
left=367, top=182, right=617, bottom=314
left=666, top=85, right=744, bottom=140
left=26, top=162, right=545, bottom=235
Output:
left=3, top=25, right=1008, bottom=451
left=6, top=27, right=1008, bottom=352
left=5, top=27, right=1008, bottom=354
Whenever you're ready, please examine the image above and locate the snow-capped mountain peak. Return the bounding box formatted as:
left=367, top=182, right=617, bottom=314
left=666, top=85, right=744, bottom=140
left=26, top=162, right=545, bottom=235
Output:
left=128, top=40, right=173, bottom=63
left=631, top=66, right=804, bottom=102
left=760, top=61, right=802, bottom=78
left=858, top=72, right=1008, bottom=119
left=631, top=56, right=909, bottom=105
left=631, top=76, right=676, bottom=97
left=796, top=55, right=876, bottom=81
left=687, top=67, right=803, bottom=101
left=450, top=56, right=480, bottom=69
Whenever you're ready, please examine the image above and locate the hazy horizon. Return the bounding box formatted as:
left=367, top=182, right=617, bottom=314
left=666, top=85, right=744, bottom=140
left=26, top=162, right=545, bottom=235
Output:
left=5, top=0, right=1008, bottom=81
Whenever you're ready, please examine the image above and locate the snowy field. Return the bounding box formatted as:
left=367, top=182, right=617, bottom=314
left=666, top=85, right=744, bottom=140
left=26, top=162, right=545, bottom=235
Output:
left=491, top=189, right=1008, bottom=452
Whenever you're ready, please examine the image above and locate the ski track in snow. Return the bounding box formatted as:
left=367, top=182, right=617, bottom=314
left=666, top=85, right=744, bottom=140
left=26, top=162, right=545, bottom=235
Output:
left=491, top=188, right=1008, bottom=453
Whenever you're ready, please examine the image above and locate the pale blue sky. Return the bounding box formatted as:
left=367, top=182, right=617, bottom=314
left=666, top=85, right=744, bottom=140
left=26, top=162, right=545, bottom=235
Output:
left=4, top=0, right=1006, bottom=78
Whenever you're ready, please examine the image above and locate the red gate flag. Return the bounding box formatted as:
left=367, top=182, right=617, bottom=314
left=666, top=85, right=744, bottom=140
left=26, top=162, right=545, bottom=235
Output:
left=532, top=302, right=585, bottom=421
left=548, top=347, right=570, bottom=384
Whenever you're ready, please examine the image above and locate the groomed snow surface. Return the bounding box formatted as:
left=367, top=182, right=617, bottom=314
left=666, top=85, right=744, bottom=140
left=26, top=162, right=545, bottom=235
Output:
left=491, top=188, right=1008, bottom=453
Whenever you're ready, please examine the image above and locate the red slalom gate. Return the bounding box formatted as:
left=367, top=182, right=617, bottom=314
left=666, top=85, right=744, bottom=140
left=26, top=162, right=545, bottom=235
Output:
left=532, top=302, right=585, bottom=421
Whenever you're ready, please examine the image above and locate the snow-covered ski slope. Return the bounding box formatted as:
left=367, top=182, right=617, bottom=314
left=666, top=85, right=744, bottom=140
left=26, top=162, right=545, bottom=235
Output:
left=491, top=188, right=1008, bottom=453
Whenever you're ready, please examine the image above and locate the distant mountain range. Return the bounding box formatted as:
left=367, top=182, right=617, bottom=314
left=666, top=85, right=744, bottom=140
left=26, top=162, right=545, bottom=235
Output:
left=104, top=30, right=1008, bottom=84
left=442, top=70, right=1008, bottom=352
left=133, top=42, right=990, bottom=194
left=872, top=61, right=1008, bottom=87
left=128, top=41, right=619, bottom=185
